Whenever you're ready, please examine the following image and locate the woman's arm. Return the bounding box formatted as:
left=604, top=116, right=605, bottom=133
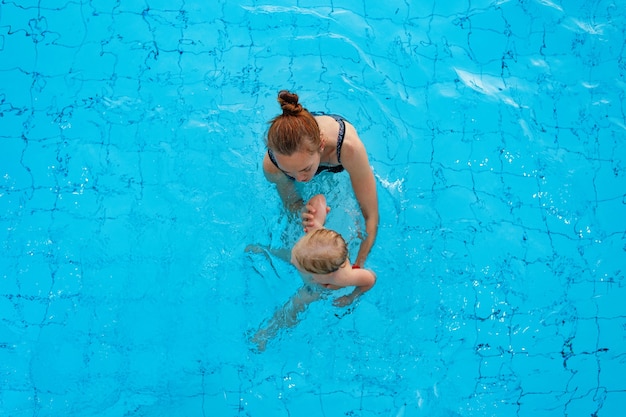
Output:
left=263, top=153, right=305, bottom=212
left=340, top=128, right=379, bottom=267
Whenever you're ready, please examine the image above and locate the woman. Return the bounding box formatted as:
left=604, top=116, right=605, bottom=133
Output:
left=263, top=90, right=378, bottom=268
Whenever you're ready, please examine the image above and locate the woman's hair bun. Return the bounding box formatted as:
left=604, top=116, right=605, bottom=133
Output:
left=277, top=90, right=303, bottom=115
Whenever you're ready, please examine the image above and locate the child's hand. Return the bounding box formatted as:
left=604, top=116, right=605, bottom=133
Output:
left=301, top=208, right=315, bottom=232
left=301, top=203, right=330, bottom=232
left=333, top=295, right=354, bottom=307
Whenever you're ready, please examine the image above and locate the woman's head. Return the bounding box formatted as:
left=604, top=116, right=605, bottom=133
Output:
left=267, top=91, right=323, bottom=181
left=291, top=229, right=348, bottom=275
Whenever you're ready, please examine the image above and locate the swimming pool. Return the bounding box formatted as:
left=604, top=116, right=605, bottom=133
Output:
left=1, top=0, right=625, bottom=415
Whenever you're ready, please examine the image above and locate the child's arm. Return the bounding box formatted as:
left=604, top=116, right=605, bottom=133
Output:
left=245, top=244, right=291, bottom=263
left=302, top=194, right=330, bottom=232
left=333, top=268, right=376, bottom=307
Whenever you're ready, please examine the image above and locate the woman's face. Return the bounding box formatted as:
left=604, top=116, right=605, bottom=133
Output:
left=274, top=150, right=321, bottom=182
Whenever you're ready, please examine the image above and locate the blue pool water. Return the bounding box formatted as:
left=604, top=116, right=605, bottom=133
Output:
left=1, top=0, right=625, bottom=416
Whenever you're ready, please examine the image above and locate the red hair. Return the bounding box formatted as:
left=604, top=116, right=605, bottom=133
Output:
left=267, top=90, right=321, bottom=155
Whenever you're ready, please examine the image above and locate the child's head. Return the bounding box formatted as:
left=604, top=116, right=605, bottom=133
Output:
left=291, top=228, right=348, bottom=274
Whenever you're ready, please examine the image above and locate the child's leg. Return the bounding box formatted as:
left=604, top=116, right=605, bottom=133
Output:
left=251, top=284, right=323, bottom=351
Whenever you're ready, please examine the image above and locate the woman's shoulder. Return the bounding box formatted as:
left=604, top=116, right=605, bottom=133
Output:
left=314, top=113, right=340, bottom=132
left=338, top=127, right=367, bottom=164
left=262, top=151, right=283, bottom=177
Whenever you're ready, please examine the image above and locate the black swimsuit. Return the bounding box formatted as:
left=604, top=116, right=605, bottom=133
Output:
left=267, top=113, right=347, bottom=180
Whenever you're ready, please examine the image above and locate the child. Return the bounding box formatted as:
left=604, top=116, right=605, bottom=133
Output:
left=292, top=194, right=376, bottom=307
left=249, top=194, right=376, bottom=350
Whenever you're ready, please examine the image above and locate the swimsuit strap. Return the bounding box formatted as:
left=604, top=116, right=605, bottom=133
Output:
left=267, top=148, right=296, bottom=180
left=312, top=113, right=346, bottom=164
left=327, top=114, right=346, bottom=165
left=267, top=148, right=279, bottom=167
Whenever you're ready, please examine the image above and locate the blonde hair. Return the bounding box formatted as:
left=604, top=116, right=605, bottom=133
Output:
left=292, top=229, right=348, bottom=274
left=267, top=90, right=320, bottom=155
